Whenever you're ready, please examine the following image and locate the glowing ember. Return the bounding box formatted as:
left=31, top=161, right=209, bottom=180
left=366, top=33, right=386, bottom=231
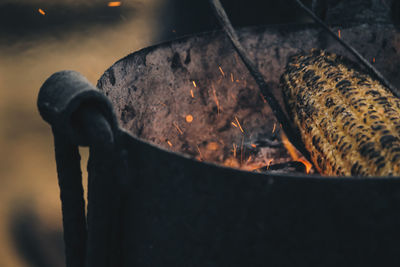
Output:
left=206, top=142, right=219, bottom=151
left=108, top=1, right=122, bottom=7
left=231, top=122, right=238, bottom=128
left=251, top=144, right=257, bottom=148
left=190, top=89, right=194, bottom=98
left=224, top=157, right=240, bottom=168
left=38, top=8, right=46, bottom=15
left=186, top=114, right=193, bottom=123
left=167, top=140, right=173, bottom=147
left=230, top=73, right=234, bottom=82
left=373, top=57, right=376, bottom=63
left=338, top=29, right=341, bottom=38
left=192, top=81, right=197, bottom=87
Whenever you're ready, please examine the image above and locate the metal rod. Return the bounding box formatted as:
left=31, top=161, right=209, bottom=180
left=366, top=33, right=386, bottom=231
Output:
left=209, top=0, right=313, bottom=164
left=294, top=0, right=400, bottom=98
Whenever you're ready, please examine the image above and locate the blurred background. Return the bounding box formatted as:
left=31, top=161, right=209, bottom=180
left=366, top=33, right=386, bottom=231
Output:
left=0, top=0, right=311, bottom=266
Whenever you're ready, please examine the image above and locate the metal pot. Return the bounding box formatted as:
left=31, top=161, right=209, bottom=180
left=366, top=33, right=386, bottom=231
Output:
left=38, top=23, right=400, bottom=267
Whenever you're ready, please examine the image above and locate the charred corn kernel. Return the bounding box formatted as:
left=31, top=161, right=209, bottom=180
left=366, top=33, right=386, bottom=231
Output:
left=281, top=49, right=400, bottom=176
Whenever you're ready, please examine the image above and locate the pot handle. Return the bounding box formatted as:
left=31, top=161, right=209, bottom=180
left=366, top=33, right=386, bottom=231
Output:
left=37, top=71, right=120, bottom=267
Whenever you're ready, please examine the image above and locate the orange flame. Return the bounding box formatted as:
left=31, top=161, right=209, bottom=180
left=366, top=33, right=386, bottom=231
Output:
left=280, top=132, right=312, bottom=174
left=108, top=1, right=122, bottom=7
left=297, top=158, right=312, bottom=174
left=38, top=8, right=46, bottom=15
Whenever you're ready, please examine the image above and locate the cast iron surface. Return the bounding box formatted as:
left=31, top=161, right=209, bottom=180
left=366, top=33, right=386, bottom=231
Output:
left=119, top=131, right=400, bottom=266
left=93, top=24, right=400, bottom=266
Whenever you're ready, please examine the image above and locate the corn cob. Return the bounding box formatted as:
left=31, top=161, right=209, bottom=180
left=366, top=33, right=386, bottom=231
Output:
left=281, top=49, right=400, bottom=176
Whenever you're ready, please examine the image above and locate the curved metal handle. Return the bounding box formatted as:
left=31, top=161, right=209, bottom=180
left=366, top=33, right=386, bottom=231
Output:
left=38, top=70, right=117, bottom=146
left=38, top=71, right=120, bottom=267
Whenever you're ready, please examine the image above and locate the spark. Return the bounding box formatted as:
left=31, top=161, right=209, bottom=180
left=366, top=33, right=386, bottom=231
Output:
left=167, top=140, right=173, bottom=147
left=272, top=122, right=277, bottom=133
left=338, top=29, right=341, bottom=39
left=108, top=1, right=122, bottom=7
left=235, top=116, right=244, bottom=133
left=230, top=73, right=234, bottom=82
left=38, top=8, right=46, bottom=15
left=251, top=144, right=257, bottom=148
left=232, top=143, right=237, bottom=157
left=190, top=89, right=194, bottom=98
left=231, top=122, right=238, bottom=128
left=196, top=144, right=204, bottom=160
left=185, top=114, right=193, bottom=123
left=192, top=81, right=197, bottom=87
left=212, top=84, right=220, bottom=114
left=173, top=122, right=183, bottom=135
left=218, top=66, right=225, bottom=77
left=373, top=57, right=376, bottom=63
